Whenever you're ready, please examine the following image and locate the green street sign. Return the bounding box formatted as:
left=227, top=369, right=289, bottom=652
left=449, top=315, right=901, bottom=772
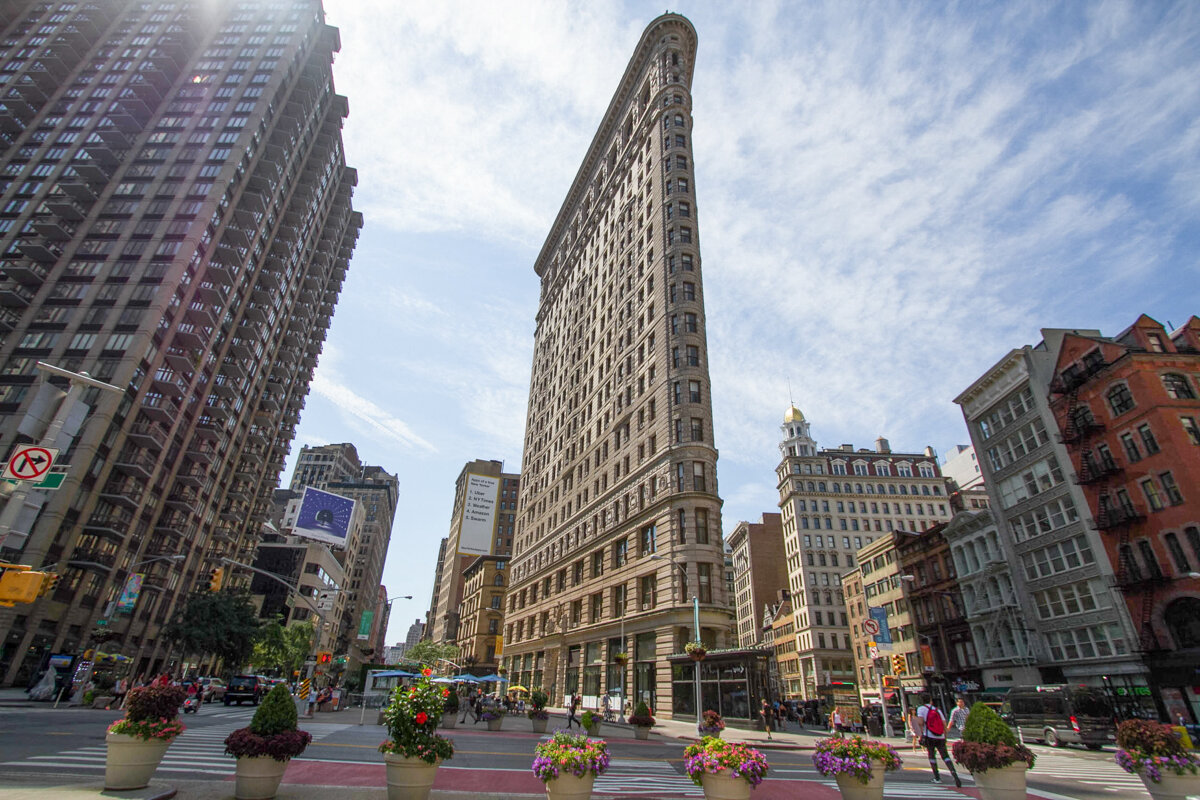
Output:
left=96, top=619, right=108, bottom=626
left=3, top=469, right=66, bottom=490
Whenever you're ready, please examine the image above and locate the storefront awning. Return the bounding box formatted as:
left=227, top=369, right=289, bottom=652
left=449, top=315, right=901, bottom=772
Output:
left=982, top=687, right=1011, bottom=694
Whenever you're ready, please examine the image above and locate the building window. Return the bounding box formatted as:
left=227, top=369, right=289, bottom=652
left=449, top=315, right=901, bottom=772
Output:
left=591, top=593, right=603, bottom=623
left=1107, top=383, right=1135, bottom=416
left=614, top=583, right=627, bottom=616
left=689, top=380, right=701, bottom=402
left=640, top=524, right=657, bottom=556
left=613, top=538, right=628, bottom=568
left=639, top=575, right=657, bottom=609
left=1137, top=539, right=1164, bottom=579
left=875, top=463, right=890, bottom=477
left=1160, top=472, right=1184, bottom=505
left=1183, top=416, right=1200, bottom=446
left=698, top=563, right=712, bottom=603
left=690, top=417, right=703, bottom=441
left=692, top=462, right=706, bottom=492
left=1120, top=432, right=1142, bottom=462
left=1138, top=424, right=1160, bottom=454
left=1162, top=373, right=1196, bottom=400
left=696, top=509, right=709, bottom=544
left=570, top=599, right=582, bottom=625
left=1165, top=533, right=1192, bottom=574
left=592, top=550, right=604, bottom=578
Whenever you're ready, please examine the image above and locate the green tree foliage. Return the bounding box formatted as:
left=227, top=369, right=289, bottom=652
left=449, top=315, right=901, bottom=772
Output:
left=163, top=590, right=261, bottom=670
left=252, top=617, right=314, bottom=675
left=962, top=702, right=1019, bottom=746
left=250, top=683, right=299, bottom=736
left=403, top=639, right=459, bottom=668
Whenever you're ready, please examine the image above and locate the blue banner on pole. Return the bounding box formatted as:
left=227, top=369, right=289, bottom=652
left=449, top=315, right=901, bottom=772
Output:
left=868, top=606, right=891, bottom=644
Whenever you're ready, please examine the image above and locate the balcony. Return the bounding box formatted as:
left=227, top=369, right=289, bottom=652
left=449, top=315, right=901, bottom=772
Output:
left=204, top=262, right=235, bottom=287
left=1078, top=456, right=1122, bottom=485
left=67, top=549, right=116, bottom=573
left=184, top=444, right=217, bottom=464
left=44, top=192, right=88, bottom=220
left=113, top=450, right=157, bottom=480
left=1097, top=501, right=1144, bottom=531
left=31, top=218, right=75, bottom=241
left=175, top=466, right=208, bottom=488
left=155, top=513, right=190, bottom=539
left=83, top=509, right=135, bottom=541
left=140, top=394, right=179, bottom=424
left=17, top=240, right=63, bottom=263
left=58, top=181, right=97, bottom=204
left=0, top=281, right=34, bottom=306
left=173, top=323, right=207, bottom=350
left=2, top=258, right=49, bottom=285
left=151, top=372, right=186, bottom=398
left=99, top=477, right=146, bottom=509
left=163, top=347, right=195, bottom=374
left=165, top=491, right=198, bottom=515
left=71, top=160, right=115, bottom=184
left=0, top=307, right=21, bottom=331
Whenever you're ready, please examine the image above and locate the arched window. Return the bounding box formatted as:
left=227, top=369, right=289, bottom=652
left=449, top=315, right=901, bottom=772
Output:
left=1162, top=373, right=1196, bottom=400
left=1164, top=597, right=1200, bottom=649
left=494, top=574, right=504, bottom=586
left=1107, top=383, right=1135, bottom=415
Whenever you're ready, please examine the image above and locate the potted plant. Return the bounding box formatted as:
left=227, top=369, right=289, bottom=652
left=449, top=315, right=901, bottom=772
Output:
left=812, top=736, right=901, bottom=800
left=532, top=730, right=610, bottom=800
left=441, top=689, right=458, bottom=729
left=612, top=652, right=629, bottom=666
left=1115, top=718, right=1200, bottom=800
left=628, top=702, right=655, bottom=741
left=528, top=689, right=550, bottom=733
left=581, top=709, right=601, bottom=736
left=685, top=641, right=707, bottom=661
left=379, top=667, right=455, bottom=800
left=684, top=737, right=769, bottom=800
left=699, top=709, right=725, bottom=738
left=951, top=703, right=1035, bottom=800
left=224, top=683, right=312, bottom=800
left=105, top=683, right=186, bottom=790
left=481, top=706, right=505, bottom=731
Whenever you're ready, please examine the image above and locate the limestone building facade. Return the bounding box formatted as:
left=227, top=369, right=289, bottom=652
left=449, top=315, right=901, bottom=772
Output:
left=501, top=14, right=732, bottom=719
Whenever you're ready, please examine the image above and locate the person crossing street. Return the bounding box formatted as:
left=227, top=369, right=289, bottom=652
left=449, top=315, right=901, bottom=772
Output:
left=917, top=694, right=962, bottom=787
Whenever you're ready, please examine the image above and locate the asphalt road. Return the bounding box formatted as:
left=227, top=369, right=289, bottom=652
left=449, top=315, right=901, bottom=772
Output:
left=0, top=703, right=1153, bottom=800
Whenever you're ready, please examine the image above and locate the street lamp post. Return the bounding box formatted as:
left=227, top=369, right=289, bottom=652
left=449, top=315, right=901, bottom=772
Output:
left=652, top=555, right=700, bottom=729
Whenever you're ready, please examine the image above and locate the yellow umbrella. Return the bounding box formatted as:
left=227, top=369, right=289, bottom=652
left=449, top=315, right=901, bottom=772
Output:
left=509, top=685, right=530, bottom=693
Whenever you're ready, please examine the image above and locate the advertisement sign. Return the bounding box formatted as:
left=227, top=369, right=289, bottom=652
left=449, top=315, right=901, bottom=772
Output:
left=457, top=473, right=499, bottom=556
left=920, top=643, right=935, bottom=672
left=115, top=573, right=144, bottom=613
left=868, top=606, right=891, bottom=644
left=357, top=610, right=374, bottom=640
left=294, top=487, right=356, bottom=547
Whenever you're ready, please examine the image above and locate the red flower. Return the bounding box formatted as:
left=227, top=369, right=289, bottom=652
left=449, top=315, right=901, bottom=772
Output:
left=443, top=689, right=450, bottom=697
left=415, top=712, right=428, bottom=724
left=421, top=668, right=433, bottom=677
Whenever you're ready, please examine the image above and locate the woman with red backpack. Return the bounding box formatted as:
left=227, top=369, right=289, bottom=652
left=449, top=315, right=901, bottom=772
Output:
left=917, top=694, right=962, bottom=787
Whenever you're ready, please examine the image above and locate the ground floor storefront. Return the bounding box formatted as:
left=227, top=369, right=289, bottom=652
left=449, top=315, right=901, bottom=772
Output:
left=667, top=648, right=772, bottom=725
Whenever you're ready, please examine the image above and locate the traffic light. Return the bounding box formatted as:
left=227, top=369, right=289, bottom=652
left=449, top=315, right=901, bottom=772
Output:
left=38, top=572, right=59, bottom=598
left=316, top=651, right=332, bottom=664
left=208, top=567, right=223, bottom=592
left=892, top=653, right=905, bottom=675
left=0, top=565, right=54, bottom=607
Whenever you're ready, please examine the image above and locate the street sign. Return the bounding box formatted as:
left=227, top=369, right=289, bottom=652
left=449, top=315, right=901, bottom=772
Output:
left=862, top=618, right=881, bottom=636
left=868, top=645, right=879, bottom=659
left=96, top=619, right=108, bottom=627
left=3, top=446, right=58, bottom=481
left=1, top=468, right=67, bottom=490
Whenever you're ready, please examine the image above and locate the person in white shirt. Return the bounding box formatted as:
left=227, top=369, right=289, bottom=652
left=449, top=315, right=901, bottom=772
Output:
left=917, top=694, right=962, bottom=787
left=948, top=697, right=969, bottom=739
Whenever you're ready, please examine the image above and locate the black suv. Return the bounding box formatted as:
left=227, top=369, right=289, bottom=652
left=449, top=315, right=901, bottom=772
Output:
left=224, top=674, right=264, bottom=706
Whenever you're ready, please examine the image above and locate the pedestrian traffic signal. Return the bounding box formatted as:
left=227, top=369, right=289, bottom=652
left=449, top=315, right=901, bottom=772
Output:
left=891, top=653, right=905, bottom=675
left=38, top=572, right=59, bottom=597
left=208, top=567, right=223, bottom=592
left=0, top=564, right=56, bottom=607
left=317, top=651, right=332, bottom=664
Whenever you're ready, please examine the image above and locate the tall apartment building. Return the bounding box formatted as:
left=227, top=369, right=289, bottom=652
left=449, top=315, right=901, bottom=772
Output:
left=1046, top=315, right=1200, bottom=722
left=502, top=14, right=733, bottom=720
left=728, top=513, right=786, bottom=648
left=285, top=443, right=398, bottom=671
left=776, top=405, right=952, bottom=704
left=955, top=329, right=1145, bottom=700
left=427, top=459, right=518, bottom=644
left=0, top=1, right=359, bottom=686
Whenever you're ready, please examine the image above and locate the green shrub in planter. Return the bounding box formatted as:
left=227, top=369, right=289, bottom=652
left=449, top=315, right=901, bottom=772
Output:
left=225, top=683, right=312, bottom=761
left=951, top=703, right=1035, bottom=774
left=443, top=691, right=459, bottom=713
left=628, top=702, right=655, bottom=728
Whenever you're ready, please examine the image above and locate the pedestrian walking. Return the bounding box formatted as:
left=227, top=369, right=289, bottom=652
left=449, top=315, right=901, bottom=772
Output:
left=113, top=677, right=129, bottom=709
left=566, top=694, right=581, bottom=729
left=831, top=705, right=845, bottom=737
left=760, top=699, right=774, bottom=740
left=917, top=694, right=962, bottom=787
left=907, top=707, right=924, bottom=751
left=948, top=697, right=969, bottom=740
left=306, top=685, right=317, bottom=717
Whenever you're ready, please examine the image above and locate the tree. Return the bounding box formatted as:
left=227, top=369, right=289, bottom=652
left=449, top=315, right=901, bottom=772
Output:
left=252, top=617, right=314, bottom=676
left=404, top=640, right=460, bottom=669
left=163, top=590, right=261, bottom=672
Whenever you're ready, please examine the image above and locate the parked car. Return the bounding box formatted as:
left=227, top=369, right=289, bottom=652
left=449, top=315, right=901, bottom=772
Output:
left=198, top=677, right=226, bottom=703
left=1001, top=684, right=1116, bottom=749
left=224, top=674, right=264, bottom=706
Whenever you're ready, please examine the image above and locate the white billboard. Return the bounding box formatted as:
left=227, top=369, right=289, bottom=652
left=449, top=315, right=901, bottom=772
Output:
left=457, top=473, right=499, bottom=556
left=293, top=487, right=355, bottom=547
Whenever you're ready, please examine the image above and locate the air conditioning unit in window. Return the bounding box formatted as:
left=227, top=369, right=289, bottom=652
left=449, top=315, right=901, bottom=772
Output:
left=641, top=602, right=651, bottom=610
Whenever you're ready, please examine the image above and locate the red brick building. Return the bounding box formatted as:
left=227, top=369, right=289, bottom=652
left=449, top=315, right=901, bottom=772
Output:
left=1048, top=315, right=1200, bottom=722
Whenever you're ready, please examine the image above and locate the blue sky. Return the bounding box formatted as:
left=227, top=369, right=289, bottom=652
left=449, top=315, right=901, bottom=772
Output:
left=289, top=1, right=1200, bottom=643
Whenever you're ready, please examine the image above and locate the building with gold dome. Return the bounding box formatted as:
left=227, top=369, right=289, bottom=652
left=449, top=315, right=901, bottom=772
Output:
left=775, top=406, right=953, bottom=703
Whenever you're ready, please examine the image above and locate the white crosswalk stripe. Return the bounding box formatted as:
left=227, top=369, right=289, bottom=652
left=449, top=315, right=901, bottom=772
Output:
left=592, top=757, right=704, bottom=796
left=2, top=716, right=349, bottom=775
left=1021, top=750, right=1150, bottom=797
left=814, top=779, right=969, bottom=797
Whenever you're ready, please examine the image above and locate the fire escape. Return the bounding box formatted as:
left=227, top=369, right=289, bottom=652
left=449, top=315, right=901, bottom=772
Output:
left=1052, top=355, right=1159, bottom=653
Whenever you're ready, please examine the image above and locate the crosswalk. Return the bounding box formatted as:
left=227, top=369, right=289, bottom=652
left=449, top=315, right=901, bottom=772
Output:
left=592, top=757, right=704, bottom=796
left=3, top=710, right=351, bottom=776
left=1023, top=749, right=1150, bottom=797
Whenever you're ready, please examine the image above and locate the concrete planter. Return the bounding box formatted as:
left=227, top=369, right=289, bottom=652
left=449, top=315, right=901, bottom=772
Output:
left=104, top=731, right=172, bottom=790
left=383, top=752, right=440, bottom=800
left=440, top=712, right=457, bottom=729
left=234, top=755, right=288, bottom=800
left=832, top=758, right=886, bottom=800
left=1139, top=770, right=1200, bottom=800
left=545, top=771, right=595, bottom=800
left=532, top=717, right=549, bottom=733
left=486, top=716, right=503, bottom=731
left=973, top=762, right=1027, bottom=800
left=585, top=722, right=601, bottom=737
left=700, top=769, right=752, bottom=800
left=633, top=726, right=651, bottom=740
